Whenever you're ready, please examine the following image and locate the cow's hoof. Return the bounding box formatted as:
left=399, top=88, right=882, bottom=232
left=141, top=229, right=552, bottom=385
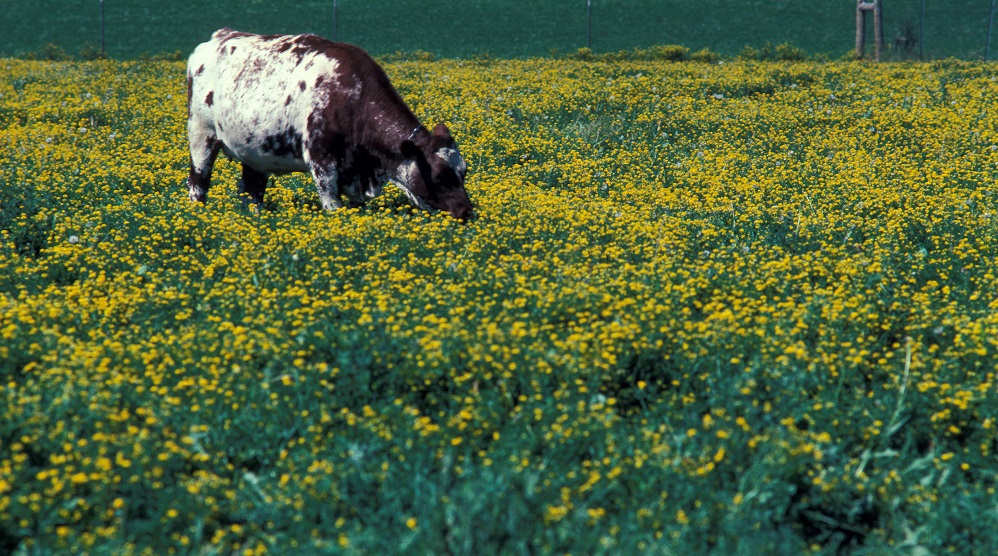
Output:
left=188, top=188, right=207, bottom=203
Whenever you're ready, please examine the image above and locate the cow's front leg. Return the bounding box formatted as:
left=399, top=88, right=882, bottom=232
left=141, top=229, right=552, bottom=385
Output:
left=309, top=164, right=342, bottom=211
left=238, top=164, right=268, bottom=206
left=187, top=125, right=220, bottom=203
left=340, top=179, right=368, bottom=208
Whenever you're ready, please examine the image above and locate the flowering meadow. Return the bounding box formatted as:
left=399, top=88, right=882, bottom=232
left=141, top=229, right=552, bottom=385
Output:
left=1, top=55, right=997, bottom=554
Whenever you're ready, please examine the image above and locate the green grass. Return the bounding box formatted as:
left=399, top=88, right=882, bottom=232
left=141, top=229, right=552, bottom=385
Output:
left=2, top=55, right=997, bottom=555
left=1, top=0, right=996, bottom=60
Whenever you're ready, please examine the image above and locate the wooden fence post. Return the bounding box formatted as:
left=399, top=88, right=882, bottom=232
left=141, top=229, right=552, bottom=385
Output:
left=856, top=1, right=866, bottom=57
left=856, top=0, right=884, bottom=61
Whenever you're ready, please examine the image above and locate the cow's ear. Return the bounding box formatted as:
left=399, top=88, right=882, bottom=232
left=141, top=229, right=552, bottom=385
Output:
left=432, top=123, right=451, bottom=139
left=400, top=140, right=422, bottom=159
left=434, top=123, right=457, bottom=148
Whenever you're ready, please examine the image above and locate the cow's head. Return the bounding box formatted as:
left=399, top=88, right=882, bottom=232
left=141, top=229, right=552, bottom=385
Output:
left=400, top=123, right=474, bottom=221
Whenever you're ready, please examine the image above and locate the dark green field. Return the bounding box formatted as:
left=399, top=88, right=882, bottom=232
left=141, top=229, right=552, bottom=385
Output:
left=1, top=0, right=996, bottom=60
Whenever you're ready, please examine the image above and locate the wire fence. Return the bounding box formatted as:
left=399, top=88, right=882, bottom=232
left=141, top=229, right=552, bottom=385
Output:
left=1, top=1, right=996, bottom=61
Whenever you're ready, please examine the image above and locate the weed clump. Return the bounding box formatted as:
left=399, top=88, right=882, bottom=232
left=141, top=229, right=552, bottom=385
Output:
left=739, top=42, right=808, bottom=61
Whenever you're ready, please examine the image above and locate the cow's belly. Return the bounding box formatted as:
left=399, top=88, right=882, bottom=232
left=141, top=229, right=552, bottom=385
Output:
left=221, top=140, right=309, bottom=174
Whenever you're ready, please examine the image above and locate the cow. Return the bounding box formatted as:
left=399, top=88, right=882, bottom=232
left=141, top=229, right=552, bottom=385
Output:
left=185, top=28, right=473, bottom=220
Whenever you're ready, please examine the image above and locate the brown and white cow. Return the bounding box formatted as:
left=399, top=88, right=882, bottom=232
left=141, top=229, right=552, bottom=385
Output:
left=185, top=28, right=473, bottom=220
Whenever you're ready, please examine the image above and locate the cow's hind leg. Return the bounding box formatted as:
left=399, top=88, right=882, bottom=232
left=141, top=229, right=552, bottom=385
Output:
left=187, top=126, right=220, bottom=203
left=238, top=164, right=268, bottom=207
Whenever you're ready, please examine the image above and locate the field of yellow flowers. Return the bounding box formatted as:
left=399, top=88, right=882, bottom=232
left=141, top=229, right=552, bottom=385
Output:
left=1, top=55, right=997, bottom=554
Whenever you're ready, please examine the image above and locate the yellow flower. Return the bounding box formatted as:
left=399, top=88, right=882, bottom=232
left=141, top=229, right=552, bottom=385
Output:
left=544, top=505, right=569, bottom=523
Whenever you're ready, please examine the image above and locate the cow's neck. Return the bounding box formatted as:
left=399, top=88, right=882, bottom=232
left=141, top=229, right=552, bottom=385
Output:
left=359, top=99, right=420, bottom=164
left=383, top=121, right=429, bottom=182
left=378, top=121, right=433, bottom=206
